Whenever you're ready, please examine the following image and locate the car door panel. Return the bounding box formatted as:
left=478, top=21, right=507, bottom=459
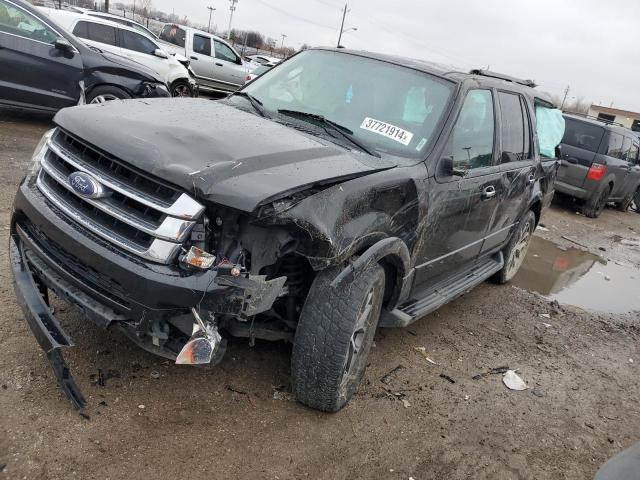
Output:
left=189, top=33, right=215, bottom=86
left=213, top=39, right=244, bottom=90
left=0, top=1, right=82, bottom=110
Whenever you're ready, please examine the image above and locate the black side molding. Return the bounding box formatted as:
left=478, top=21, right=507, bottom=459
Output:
left=10, top=236, right=86, bottom=409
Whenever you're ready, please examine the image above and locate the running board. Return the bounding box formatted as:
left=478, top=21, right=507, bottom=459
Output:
left=380, top=252, right=504, bottom=328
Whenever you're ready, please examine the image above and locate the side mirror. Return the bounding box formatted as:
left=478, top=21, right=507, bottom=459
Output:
left=442, top=156, right=467, bottom=177
left=54, top=38, right=73, bottom=53
left=154, top=48, right=169, bottom=59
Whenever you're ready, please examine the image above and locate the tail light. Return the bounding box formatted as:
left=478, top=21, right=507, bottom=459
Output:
left=586, top=163, right=607, bottom=181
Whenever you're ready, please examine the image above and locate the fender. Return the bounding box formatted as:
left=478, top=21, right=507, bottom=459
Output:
left=330, top=237, right=413, bottom=309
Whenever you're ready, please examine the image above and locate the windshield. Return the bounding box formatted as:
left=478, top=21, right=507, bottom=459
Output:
left=241, top=50, right=454, bottom=160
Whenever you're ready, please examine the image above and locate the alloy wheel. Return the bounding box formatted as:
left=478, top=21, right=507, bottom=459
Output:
left=89, top=94, right=120, bottom=104
left=505, top=219, right=534, bottom=280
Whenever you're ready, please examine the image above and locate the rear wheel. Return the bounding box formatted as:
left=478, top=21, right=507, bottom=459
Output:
left=493, top=210, right=536, bottom=284
left=291, top=262, right=385, bottom=412
left=86, top=85, right=131, bottom=104
left=616, top=192, right=634, bottom=212
left=582, top=184, right=611, bottom=218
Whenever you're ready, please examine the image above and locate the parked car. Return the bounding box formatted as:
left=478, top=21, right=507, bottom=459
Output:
left=38, top=8, right=197, bottom=97
left=246, top=54, right=281, bottom=67
left=158, top=23, right=248, bottom=93
left=246, top=63, right=273, bottom=81
left=0, top=0, right=170, bottom=111
left=555, top=114, right=640, bottom=217
left=11, top=48, right=559, bottom=412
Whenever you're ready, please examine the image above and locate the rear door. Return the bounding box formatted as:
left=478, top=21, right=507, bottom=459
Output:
left=557, top=117, right=604, bottom=188
left=0, top=0, right=82, bottom=110
left=213, top=39, right=245, bottom=91
left=415, top=89, right=501, bottom=284
left=482, top=91, right=535, bottom=254
left=72, top=20, right=121, bottom=57
left=604, top=131, right=630, bottom=197
left=620, top=137, right=640, bottom=197
left=119, top=28, right=167, bottom=79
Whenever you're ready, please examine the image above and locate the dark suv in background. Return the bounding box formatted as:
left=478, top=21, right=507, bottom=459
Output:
left=0, top=0, right=170, bottom=112
left=556, top=113, right=640, bottom=217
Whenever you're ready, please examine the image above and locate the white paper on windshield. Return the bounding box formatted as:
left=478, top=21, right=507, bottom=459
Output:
left=360, top=117, right=414, bottom=146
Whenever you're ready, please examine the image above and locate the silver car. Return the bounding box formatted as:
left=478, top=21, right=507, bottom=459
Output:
left=158, top=24, right=248, bottom=94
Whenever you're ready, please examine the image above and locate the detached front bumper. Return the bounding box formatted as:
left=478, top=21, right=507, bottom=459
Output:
left=11, top=178, right=285, bottom=407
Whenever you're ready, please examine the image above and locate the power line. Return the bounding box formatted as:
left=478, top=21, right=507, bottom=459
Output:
left=252, top=0, right=336, bottom=30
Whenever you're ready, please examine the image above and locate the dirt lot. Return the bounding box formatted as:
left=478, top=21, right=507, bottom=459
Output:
left=1, top=109, right=639, bottom=480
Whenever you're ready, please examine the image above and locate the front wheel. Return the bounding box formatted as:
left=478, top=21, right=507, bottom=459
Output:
left=170, top=80, right=194, bottom=97
left=291, top=262, right=385, bottom=412
left=86, top=85, right=131, bottom=104
left=492, top=210, right=536, bottom=284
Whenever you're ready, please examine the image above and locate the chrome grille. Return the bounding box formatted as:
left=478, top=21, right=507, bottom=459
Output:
left=35, top=129, right=204, bottom=264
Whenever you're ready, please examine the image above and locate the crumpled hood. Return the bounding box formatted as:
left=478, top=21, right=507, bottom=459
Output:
left=53, top=99, right=395, bottom=212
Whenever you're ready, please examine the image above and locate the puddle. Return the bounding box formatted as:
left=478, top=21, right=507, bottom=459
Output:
left=511, top=236, right=640, bottom=314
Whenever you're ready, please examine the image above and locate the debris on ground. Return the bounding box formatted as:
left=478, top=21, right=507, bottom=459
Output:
left=561, top=235, right=588, bottom=249
left=539, top=313, right=551, bottom=319
left=503, top=370, right=528, bottom=390
left=472, top=366, right=509, bottom=380
left=150, top=371, right=160, bottom=379
left=401, top=398, right=411, bottom=408
left=79, top=412, right=90, bottom=421
left=138, top=404, right=145, bottom=409
left=380, top=365, right=405, bottom=384
left=532, top=389, right=544, bottom=397
left=90, top=369, right=120, bottom=387
left=413, top=347, right=437, bottom=365
left=440, top=373, right=455, bottom=384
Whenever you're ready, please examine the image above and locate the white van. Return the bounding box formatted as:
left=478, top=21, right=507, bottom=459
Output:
left=39, top=8, right=197, bottom=97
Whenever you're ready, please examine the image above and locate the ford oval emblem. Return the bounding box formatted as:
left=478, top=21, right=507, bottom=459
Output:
left=67, top=171, right=106, bottom=199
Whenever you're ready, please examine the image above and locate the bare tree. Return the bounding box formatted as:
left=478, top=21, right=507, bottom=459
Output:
left=138, top=0, right=152, bottom=26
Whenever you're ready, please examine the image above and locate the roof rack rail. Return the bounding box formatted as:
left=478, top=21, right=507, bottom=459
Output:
left=564, top=112, right=626, bottom=128
left=469, top=69, right=537, bottom=88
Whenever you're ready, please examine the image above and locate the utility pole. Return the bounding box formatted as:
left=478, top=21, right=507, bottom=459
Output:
left=560, top=85, right=570, bottom=110
left=227, top=0, right=238, bottom=40
left=207, top=6, right=216, bottom=33
left=280, top=33, right=287, bottom=51
left=337, top=3, right=348, bottom=47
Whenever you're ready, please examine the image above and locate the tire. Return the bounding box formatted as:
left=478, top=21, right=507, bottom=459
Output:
left=631, top=188, right=640, bottom=214
left=86, top=85, right=131, bottom=104
left=616, top=193, right=634, bottom=212
left=582, top=184, right=611, bottom=218
left=291, top=262, right=385, bottom=412
left=492, top=210, right=536, bottom=285
left=170, top=80, right=194, bottom=97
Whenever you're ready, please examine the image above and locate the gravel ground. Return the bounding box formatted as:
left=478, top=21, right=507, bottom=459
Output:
left=1, top=108, right=639, bottom=480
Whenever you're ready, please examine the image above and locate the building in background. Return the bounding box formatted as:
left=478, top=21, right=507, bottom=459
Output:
left=588, top=104, right=640, bottom=132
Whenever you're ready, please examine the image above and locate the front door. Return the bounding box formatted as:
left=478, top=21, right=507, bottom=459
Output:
left=189, top=32, right=215, bottom=86
left=0, top=0, right=82, bottom=111
left=213, top=39, right=245, bottom=91
left=119, top=28, right=169, bottom=81
left=415, top=89, right=501, bottom=285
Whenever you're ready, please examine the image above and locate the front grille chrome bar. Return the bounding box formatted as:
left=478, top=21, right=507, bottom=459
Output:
left=37, top=172, right=183, bottom=264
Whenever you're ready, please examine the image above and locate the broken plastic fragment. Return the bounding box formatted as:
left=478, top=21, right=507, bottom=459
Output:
left=502, top=370, right=528, bottom=391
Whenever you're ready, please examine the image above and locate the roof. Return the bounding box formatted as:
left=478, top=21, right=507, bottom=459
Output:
left=41, top=7, right=157, bottom=38
left=589, top=104, right=640, bottom=119
left=564, top=113, right=631, bottom=133
left=312, top=48, right=553, bottom=104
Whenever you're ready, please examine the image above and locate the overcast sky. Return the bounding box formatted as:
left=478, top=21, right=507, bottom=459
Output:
left=151, top=0, right=640, bottom=111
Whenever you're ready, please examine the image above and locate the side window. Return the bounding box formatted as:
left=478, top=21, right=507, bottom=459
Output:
left=621, top=136, right=633, bottom=161
left=193, top=34, right=211, bottom=56
left=120, top=29, right=156, bottom=55
left=498, top=92, right=528, bottom=163
left=446, top=90, right=495, bottom=170
left=629, top=141, right=639, bottom=165
left=159, top=24, right=185, bottom=47
left=0, top=0, right=58, bottom=43
left=85, top=22, right=117, bottom=46
left=606, top=132, right=624, bottom=158
left=72, top=20, right=88, bottom=39
left=214, top=40, right=238, bottom=63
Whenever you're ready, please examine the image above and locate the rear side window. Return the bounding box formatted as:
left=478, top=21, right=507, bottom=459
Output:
left=193, top=34, right=211, bottom=56
left=446, top=89, right=495, bottom=170
left=120, top=29, right=156, bottom=55
left=629, top=141, right=639, bottom=164
left=498, top=92, right=530, bottom=163
left=607, top=132, right=624, bottom=158
left=561, top=118, right=604, bottom=153
left=82, top=22, right=117, bottom=46
left=159, top=24, right=185, bottom=47
left=621, top=136, right=633, bottom=161
left=214, top=40, right=238, bottom=63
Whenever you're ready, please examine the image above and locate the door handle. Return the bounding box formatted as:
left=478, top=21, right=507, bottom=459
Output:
left=526, top=174, right=535, bottom=185
left=190, top=56, right=198, bottom=60
left=482, top=185, right=496, bottom=199
left=215, top=62, right=223, bottom=67
left=566, top=157, right=578, bottom=164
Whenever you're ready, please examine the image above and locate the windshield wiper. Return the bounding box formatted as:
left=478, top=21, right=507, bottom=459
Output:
left=277, top=109, right=379, bottom=157
left=233, top=91, right=268, bottom=118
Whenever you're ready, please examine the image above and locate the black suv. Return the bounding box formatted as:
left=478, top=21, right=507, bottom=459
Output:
left=556, top=114, right=640, bottom=217
left=10, top=49, right=558, bottom=411
left=0, top=0, right=169, bottom=112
